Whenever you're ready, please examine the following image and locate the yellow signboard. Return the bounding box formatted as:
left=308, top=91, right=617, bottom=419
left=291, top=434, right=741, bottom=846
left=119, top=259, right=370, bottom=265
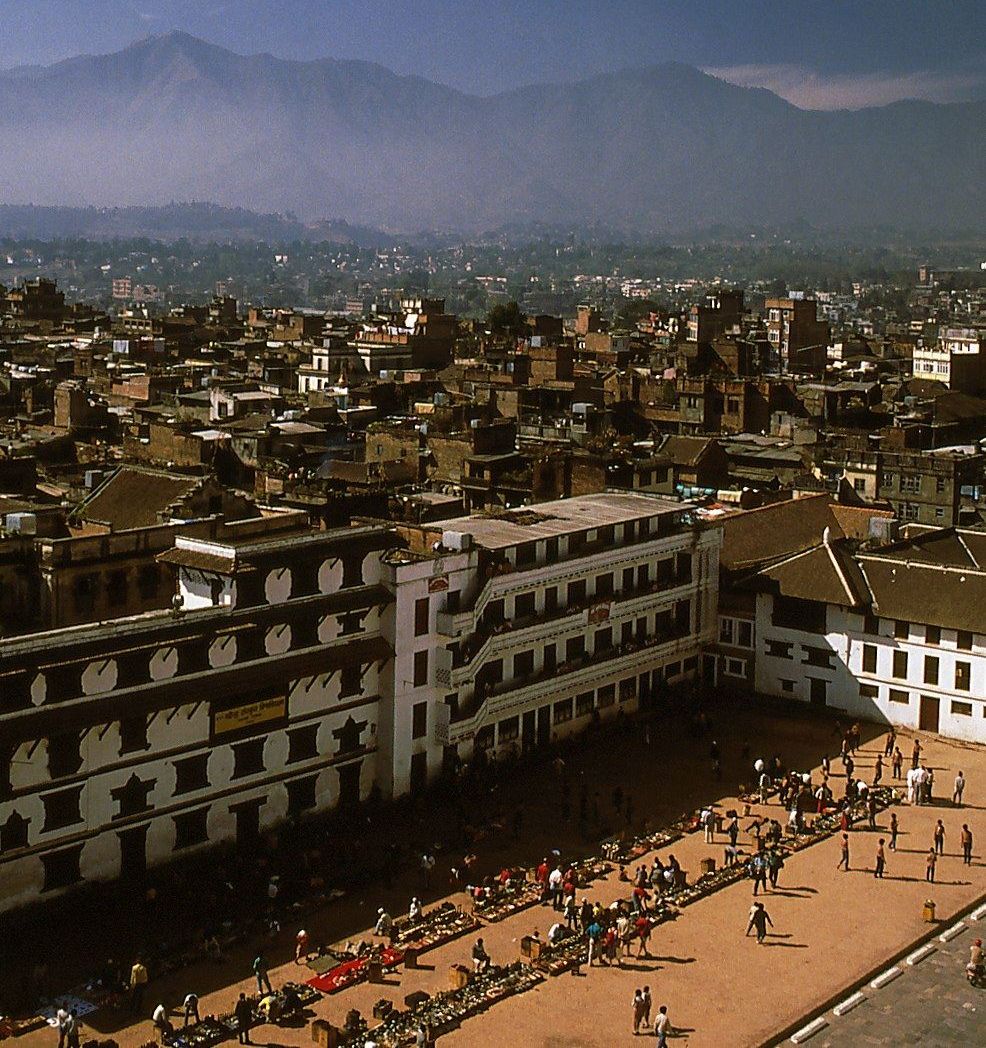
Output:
left=212, top=696, right=286, bottom=737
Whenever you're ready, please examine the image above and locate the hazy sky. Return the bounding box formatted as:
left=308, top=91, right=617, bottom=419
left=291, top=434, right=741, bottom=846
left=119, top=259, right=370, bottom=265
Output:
left=1, top=0, right=983, bottom=108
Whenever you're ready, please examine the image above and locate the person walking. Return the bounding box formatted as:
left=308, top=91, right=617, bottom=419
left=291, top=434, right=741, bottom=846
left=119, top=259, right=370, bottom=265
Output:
left=654, top=1005, right=671, bottom=1048
left=295, top=929, right=310, bottom=963
left=63, top=1013, right=79, bottom=1048
left=961, top=824, right=974, bottom=865
left=635, top=914, right=652, bottom=958
left=837, top=833, right=850, bottom=872
left=911, top=738, right=922, bottom=770
left=926, top=848, right=937, bottom=883
left=746, top=902, right=774, bottom=944
left=934, top=820, right=945, bottom=856
left=234, top=994, right=253, bottom=1045
left=766, top=850, right=783, bottom=890
left=884, top=727, right=896, bottom=758
left=129, top=959, right=149, bottom=1016
left=55, top=1004, right=70, bottom=1048
left=891, top=747, right=903, bottom=780
left=873, top=754, right=883, bottom=786
left=586, top=919, right=602, bottom=966
left=252, top=953, right=272, bottom=995
left=182, top=993, right=200, bottom=1027
left=874, top=839, right=886, bottom=879
left=889, top=812, right=899, bottom=852
left=701, top=807, right=714, bottom=844
left=632, top=989, right=646, bottom=1035
left=954, top=771, right=966, bottom=807
left=641, top=986, right=652, bottom=1029
left=749, top=853, right=767, bottom=895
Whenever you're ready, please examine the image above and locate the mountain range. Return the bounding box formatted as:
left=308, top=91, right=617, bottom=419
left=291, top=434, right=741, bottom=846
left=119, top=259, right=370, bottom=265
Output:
left=0, top=32, right=982, bottom=235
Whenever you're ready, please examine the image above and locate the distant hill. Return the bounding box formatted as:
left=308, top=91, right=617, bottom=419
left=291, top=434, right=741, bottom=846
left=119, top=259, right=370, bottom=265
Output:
left=0, top=203, right=392, bottom=244
left=0, top=31, right=982, bottom=235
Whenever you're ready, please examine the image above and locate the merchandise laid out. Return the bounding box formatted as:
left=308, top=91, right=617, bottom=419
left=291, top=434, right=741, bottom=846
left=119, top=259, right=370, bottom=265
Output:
left=334, top=963, right=547, bottom=1047
left=163, top=984, right=323, bottom=1048
left=390, top=904, right=480, bottom=952
left=308, top=948, right=404, bottom=995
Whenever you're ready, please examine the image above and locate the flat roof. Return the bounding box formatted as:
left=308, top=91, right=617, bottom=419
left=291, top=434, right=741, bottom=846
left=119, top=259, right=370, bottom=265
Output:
left=438, top=492, right=687, bottom=550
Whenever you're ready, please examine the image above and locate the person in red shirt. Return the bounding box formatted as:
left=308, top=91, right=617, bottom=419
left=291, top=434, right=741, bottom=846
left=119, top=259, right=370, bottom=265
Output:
left=635, top=915, right=652, bottom=958
left=632, top=884, right=650, bottom=913
left=535, top=859, right=549, bottom=884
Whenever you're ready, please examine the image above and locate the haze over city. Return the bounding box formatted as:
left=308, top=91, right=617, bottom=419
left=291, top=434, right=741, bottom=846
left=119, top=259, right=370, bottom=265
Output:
left=0, top=4, right=984, bottom=1048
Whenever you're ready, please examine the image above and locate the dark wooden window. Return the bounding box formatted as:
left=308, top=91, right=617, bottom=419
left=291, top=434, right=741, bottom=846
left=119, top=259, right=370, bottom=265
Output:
left=894, top=620, right=909, bottom=640
left=565, top=636, right=585, bottom=663
left=42, top=786, right=84, bottom=832
left=543, top=586, right=558, bottom=614
left=287, top=725, right=319, bottom=763
left=862, top=644, right=877, bottom=673
left=512, top=650, right=534, bottom=680
left=286, top=776, right=318, bottom=816
left=594, top=573, right=613, bottom=599
left=107, top=570, right=128, bottom=608
left=173, top=809, right=209, bottom=850
left=594, top=627, right=612, bottom=654
left=955, top=661, right=972, bottom=691
left=119, top=715, right=148, bottom=755
left=48, top=733, right=82, bottom=779
left=957, top=630, right=974, bottom=651
left=925, top=625, right=941, bottom=645
left=514, top=591, right=536, bottom=619
left=42, top=845, right=83, bottom=890
left=892, top=650, right=908, bottom=679
left=0, top=811, right=30, bottom=852
left=412, top=701, right=428, bottom=740
left=923, top=656, right=939, bottom=685
left=567, top=579, right=587, bottom=607
left=414, top=597, right=430, bottom=637
left=413, top=650, right=429, bottom=688
left=339, top=663, right=363, bottom=698
left=173, top=754, right=209, bottom=795
left=544, top=537, right=559, bottom=562
left=231, top=739, right=265, bottom=780
left=543, top=644, right=556, bottom=675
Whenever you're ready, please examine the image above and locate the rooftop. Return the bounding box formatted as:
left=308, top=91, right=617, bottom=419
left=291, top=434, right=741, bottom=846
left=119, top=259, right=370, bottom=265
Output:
left=437, top=491, right=689, bottom=550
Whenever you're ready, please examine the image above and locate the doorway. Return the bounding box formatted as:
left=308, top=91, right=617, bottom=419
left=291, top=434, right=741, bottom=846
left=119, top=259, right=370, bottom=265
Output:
left=409, top=751, right=428, bottom=794
left=233, top=800, right=262, bottom=846
left=522, top=710, right=536, bottom=754
left=919, top=694, right=940, bottom=733
left=118, top=825, right=148, bottom=881
left=337, top=760, right=362, bottom=808
left=536, top=705, right=551, bottom=748
left=808, top=677, right=828, bottom=707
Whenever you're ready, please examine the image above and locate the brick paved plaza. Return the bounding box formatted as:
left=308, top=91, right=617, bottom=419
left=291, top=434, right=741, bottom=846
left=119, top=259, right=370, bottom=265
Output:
left=12, top=707, right=986, bottom=1048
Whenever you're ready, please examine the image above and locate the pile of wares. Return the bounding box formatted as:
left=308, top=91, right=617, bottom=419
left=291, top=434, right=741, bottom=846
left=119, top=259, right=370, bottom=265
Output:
left=473, top=881, right=542, bottom=923
left=391, top=903, right=479, bottom=951
left=339, top=963, right=545, bottom=1047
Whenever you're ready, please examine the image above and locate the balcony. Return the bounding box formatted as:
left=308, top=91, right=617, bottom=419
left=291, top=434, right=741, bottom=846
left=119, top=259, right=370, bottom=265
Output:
left=449, top=625, right=692, bottom=735
left=447, top=572, right=694, bottom=682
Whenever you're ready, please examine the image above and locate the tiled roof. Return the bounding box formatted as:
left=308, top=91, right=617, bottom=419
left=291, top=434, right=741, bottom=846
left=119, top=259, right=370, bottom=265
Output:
left=78, top=467, right=201, bottom=531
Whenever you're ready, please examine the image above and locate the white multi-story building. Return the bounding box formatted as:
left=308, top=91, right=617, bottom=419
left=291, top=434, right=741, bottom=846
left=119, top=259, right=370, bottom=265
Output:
left=739, top=525, right=986, bottom=743
left=379, top=493, right=721, bottom=794
left=912, top=326, right=986, bottom=392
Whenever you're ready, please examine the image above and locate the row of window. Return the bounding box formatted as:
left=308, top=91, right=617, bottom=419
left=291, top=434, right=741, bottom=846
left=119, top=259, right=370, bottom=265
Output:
left=718, top=617, right=753, bottom=648
left=859, top=684, right=979, bottom=719
left=2, top=717, right=369, bottom=826
left=477, top=659, right=700, bottom=749
left=477, top=555, right=692, bottom=632
left=473, top=602, right=692, bottom=695
left=862, top=644, right=972, bottom=690
left=24, top=779, right=321, bottom=893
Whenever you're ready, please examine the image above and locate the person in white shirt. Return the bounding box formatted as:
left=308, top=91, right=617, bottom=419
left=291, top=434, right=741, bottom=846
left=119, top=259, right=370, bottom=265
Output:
left=182, top=993, right=200, bottom=1027
left=55, top=1004, right=70, bottom=1048
left=954, top=771, right=966, bottom=806
left=152, top=1004, right=172, bottom=1040
left=654, top=1005, right=671, bottom=1047
left=548, top=867, right=563, bottom=910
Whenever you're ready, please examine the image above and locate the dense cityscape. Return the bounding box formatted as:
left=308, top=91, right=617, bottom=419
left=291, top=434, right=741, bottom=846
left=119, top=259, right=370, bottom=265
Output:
left=1, top=3, right=985, bottom=1047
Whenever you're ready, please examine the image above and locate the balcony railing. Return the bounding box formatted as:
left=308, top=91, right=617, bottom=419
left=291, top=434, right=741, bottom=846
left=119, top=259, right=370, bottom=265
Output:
left=450, top=625, right=691, bottom=728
